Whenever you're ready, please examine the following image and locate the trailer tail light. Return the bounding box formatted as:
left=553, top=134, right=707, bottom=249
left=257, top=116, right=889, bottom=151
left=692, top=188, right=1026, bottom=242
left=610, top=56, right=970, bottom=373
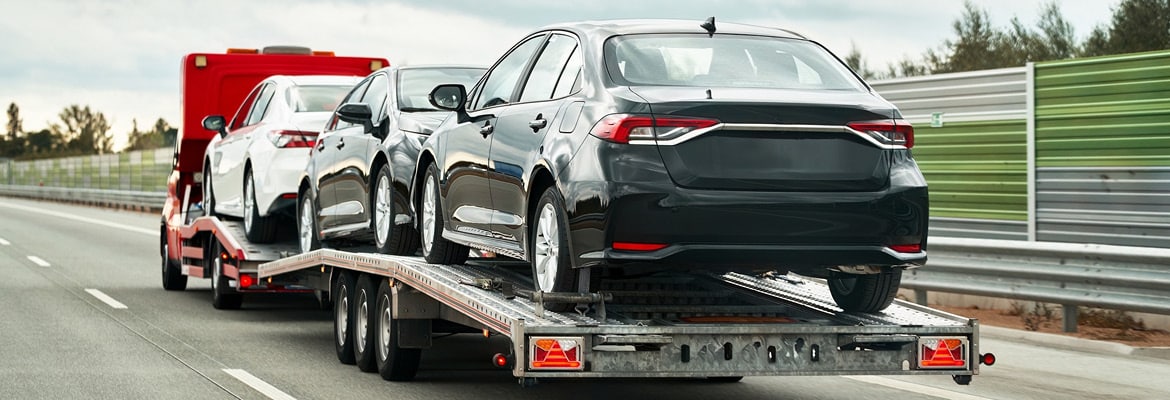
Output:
left=918, top=337, right=968, bottom=369
left=612, top=242, right=668, bottom=252
left=529, top=337, right=584, bottom=370
left=239, top=274, right=255, bottom=289
left=980, top=352, right=996, bottom=366
left=590, top=114, right=719, bottom=144
left=847, top=119, right=914, bottom=148
left=268, top=130, right=318, bottom=148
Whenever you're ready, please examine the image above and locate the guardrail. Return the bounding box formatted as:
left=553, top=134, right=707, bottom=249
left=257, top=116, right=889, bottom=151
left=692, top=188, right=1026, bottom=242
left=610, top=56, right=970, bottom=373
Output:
left=0, top=184, right=165, bottom=212
left=2, top=185, right=1167, bottom=333
left=906, top=237, right=1170, bottom=332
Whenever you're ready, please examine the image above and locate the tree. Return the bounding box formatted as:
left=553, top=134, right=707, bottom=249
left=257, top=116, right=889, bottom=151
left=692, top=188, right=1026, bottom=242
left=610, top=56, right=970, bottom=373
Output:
left=125, top=118, right=178, bottom=151
left=5, top=102, right=20, bottom=141
left=931, top=1, right=1002, bottom=73
left=1104, top=0, right=1170, bottom=54
left=843, top=42, right=878, bottom=80
left=51, top=105, right=112, bottom=155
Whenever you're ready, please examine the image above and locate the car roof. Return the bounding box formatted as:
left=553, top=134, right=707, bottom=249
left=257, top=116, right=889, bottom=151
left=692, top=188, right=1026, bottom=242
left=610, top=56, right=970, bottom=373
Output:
left=536, top=18, right=807, bottom=41
left=374, top=64, right=487, bottom=74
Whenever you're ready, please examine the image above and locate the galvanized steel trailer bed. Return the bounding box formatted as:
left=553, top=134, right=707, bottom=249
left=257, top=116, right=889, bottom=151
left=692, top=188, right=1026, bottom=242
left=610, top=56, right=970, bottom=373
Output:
left=259, top=249, right=986, bottom=384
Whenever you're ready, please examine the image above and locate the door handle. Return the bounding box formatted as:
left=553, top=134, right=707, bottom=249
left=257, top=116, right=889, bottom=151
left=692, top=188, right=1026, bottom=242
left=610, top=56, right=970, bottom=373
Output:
left=480, top=121, right=494, bottom=137
left=316, top=140, right=327, bottom=151
left=336, top=139, right=345, bottom=149
left=528, top=114, right=547, bottom=132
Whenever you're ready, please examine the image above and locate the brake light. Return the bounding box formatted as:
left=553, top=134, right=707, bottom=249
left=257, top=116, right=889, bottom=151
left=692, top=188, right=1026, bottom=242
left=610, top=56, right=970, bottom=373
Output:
left=529, top=337, right=584, bottom=370
left=888, top=244, right=921, bottom=253
left=590, top=114, right=719, bottom=144
left=268, top=130, right=318, bottom=148
left=918, top=337, right=968, bottom=369
left=847, top=119, right=914, bottom=148
left=239, top=274, right=255, bottom=289
left=612, top=242, right=668, bottom=251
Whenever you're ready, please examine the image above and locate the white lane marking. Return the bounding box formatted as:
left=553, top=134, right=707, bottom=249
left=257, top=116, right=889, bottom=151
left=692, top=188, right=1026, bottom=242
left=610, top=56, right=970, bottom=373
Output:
left=27, top=255, right=51, bottom=267
left=0, top=202, right=154, bottom=236
left=845, top=376, right=994, bottom=400
left=0, top=237, right=10, bottom=245
left=85, top=289, right=128, bottom=309
left=223, top=369, right=296, bottom=400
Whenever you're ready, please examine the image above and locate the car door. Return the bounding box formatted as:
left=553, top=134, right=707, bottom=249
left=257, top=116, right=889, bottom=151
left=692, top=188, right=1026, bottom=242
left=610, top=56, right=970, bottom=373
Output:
left=331, top=72, right=390, bottom=230
left=440, top=34, right=547, bottom=241
left=488, top=33, right=583, bottom=250
left=315, top=78, right=371, bottom=232
left=215, top=82, right=274, bottom=215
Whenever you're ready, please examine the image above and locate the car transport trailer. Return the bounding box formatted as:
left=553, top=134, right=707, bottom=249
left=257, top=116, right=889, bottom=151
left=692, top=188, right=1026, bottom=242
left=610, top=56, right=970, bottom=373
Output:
left=256, top=248, right=994, bottom=385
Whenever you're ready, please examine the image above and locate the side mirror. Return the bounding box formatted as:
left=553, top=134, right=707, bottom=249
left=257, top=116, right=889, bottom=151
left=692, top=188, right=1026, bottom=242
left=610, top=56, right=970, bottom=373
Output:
left=202, top=115, right=227, bottom=138
left=429, top=84, right=466, bottom=112
left=337, top=103, right=374, bottom=132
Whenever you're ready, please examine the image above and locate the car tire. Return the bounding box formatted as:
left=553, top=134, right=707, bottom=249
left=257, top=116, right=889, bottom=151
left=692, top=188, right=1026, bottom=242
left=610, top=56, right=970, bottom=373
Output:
left=828, top=268, right=902, bottom=313
left=203, top=166, right=216, bottom=217
left=333, top=271, right=357, bottom=365
left=373, top=164, right=419, bottom=255
left=299, top=189, right=321, bottom=253
left=420, top=164, right=468, bottom=265
left=161, top=226, right=187, bottom=291
left=210, top=241, right=243, bottom=310
left=375, top=279, right=421, bottom=381
left=354, top=274, right=379, bottom=372
left=530, top=187, right=579, bottom=312
left=243, top=169, right=277, bottom=243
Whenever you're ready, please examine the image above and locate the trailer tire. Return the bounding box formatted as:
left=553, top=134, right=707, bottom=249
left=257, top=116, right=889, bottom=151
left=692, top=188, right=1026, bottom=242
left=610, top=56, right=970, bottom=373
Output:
left=161, top=226, right=187, bottom=291
left=828, top=268, right=902, bottom=313
left=243, top=170, right=277, bottom=243
left=375, top=279, right=421, bottom=381
left=419, top=164, right=468, bottom=265
left=373, top=164, right=419, bottom=256
left=530, top=187, right=579, bottom=312
left=333, top=271, right=357, bottom=365
left=354, top=274, right=378, bottom=372
left=210, top=242, right=243, bottom=310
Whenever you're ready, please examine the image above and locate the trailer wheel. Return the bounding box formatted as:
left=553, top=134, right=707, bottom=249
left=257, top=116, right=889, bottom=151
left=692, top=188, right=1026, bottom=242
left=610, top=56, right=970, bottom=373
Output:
left=210, top=242, right=243, bottom=310
left=531, top=187, right=579, bottom=312
left=420, top=164, right=468, bottom=265
left=333, top=271, right=357, bottom=365
left=374, top=164, right=419, bottom=255
left=375, top=279, right=421, bottom=381
left=161, top=226, right=187, bottom=291
left=354, top=274, right=378, bottom=372
left=298, top=190, right=321, bottom=253
left=243, top=170, right=277, bottom=243
left=828, top=268, right=902, bottom=313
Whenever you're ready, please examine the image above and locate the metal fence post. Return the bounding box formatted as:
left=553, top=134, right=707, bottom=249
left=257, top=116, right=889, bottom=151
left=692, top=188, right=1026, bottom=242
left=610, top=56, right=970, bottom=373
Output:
left=1025, top=62, right=1037, bottom=242
left=1063, top=304, right=1078, bottom=333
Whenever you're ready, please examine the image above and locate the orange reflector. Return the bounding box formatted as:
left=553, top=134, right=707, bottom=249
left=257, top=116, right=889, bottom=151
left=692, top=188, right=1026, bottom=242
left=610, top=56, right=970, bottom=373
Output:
left=239, top=274, right=254, bottom=289
left=226, top=48, right=259, bottom=54
left=612, top=242, right=668, bottom=251
left=918, top=337, right=968, bottom=369
left=370, top=60, right=384, bottom=70
left=311, top=50, right=335, bottom=56
left=529, top=337, right=583, bottom=370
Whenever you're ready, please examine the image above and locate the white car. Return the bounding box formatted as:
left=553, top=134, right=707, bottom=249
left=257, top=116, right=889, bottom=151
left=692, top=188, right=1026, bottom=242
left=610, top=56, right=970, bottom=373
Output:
left=201, top=75, right=362, bottom=243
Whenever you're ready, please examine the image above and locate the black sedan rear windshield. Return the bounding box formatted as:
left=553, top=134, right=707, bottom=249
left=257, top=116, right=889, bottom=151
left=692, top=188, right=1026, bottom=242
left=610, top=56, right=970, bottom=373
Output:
left=604, top=34, right=866, bottom=91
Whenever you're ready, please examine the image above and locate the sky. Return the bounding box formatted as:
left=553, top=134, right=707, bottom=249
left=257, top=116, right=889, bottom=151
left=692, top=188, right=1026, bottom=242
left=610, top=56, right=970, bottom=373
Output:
left=0, top=0, right=1120, bottom=150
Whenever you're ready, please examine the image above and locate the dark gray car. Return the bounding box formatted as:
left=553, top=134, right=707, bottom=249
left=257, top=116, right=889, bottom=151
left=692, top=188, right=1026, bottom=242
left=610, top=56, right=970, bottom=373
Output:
left=298, top=66, right=485, bottom=254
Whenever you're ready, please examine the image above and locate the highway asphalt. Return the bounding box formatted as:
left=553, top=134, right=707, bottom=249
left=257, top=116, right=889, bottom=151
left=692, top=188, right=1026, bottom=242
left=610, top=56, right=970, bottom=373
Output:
left=1, top=196, right=1168, bottom=400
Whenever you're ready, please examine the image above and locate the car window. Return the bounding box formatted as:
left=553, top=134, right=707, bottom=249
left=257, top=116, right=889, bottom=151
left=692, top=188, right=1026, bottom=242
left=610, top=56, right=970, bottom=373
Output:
left=361, top=73, right=389, bottom=121
left=229, top=85, right=263, bottom=130
left=472, top=35, right=546, bottom=110
left=519, top=34, right=579, bottom=103
left=397, top=68, right=485, bottom=111
left=603, top=34, right=866, bottom=91
left=243, top=83, right=277, bottom=127
left=329, top=78, right=372, bottom=130
left=288, top=85, right=352, bottom=112
left=552, top=46, right=583, bottom=99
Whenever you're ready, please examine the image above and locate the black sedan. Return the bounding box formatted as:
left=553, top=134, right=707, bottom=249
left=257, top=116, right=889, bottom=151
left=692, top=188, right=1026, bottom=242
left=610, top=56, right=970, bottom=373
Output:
left=417, top=19, right=927, bottom=312
left=298, top=65, right=485, bottom=254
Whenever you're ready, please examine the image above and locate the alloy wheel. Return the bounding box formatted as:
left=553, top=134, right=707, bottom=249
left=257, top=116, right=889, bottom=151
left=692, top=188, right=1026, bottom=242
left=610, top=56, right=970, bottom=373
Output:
left=375, top=175, right=391, bottom=246
left=244, top=175, right=255, bottom=232
left=421, top=178, right=436, bottom=255
left=300, top=196, right=313, bottom=253
left=533, top=203, right=559, bottom=292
